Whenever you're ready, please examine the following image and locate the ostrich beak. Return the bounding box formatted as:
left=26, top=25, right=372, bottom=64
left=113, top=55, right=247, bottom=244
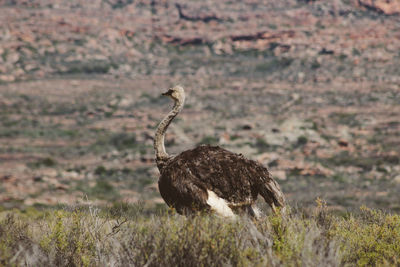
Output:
left=162, top=88, right=173, bottom=96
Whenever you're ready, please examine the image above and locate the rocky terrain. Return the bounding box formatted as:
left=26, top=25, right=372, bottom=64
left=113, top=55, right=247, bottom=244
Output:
left=0, top=0, right=399, bottom=213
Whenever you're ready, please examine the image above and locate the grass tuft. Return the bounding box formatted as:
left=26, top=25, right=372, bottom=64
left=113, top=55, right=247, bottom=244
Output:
left=0, top=203, right=399, bottom=266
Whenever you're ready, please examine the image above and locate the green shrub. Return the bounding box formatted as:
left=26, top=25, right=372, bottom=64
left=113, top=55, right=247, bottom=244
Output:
left=198, top=135, right=219, bottom=145
left=334, top=206, right=400, bottom=266
left=61, top=60, right=112, bottom=74
left=254, top=138, right=270, bottom=153
left=0, top=204, right=399, bottom=266
left=40, top=210, right=96, bottom=266
left=94, top=132, right=138, bottom=151
left=255, top=57, right=293, bottom=73
left=28, top=157, right=57, bottom=168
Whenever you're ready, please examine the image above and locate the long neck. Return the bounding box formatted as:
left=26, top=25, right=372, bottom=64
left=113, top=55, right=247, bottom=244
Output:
left=154, top=97, right=184, bottom=168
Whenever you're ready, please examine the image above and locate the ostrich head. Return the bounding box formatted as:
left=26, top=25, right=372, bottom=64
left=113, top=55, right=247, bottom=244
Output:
left=162, top=85, right=185, bottom=102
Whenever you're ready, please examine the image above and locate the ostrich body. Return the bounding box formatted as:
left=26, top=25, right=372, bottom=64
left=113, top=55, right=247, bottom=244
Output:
left=154, top=86, right=286, bottom=217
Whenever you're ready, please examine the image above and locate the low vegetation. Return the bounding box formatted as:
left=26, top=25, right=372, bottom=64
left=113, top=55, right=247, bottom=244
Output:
left=1, top=201, right=399, bottom=266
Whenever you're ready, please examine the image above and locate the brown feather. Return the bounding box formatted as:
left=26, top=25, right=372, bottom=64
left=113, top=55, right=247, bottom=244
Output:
left=158, top=145, right=285, bottom=215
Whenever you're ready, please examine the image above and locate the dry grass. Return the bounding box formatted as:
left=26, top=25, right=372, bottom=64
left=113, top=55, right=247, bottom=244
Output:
left=1, top=202, right=399, bottom=267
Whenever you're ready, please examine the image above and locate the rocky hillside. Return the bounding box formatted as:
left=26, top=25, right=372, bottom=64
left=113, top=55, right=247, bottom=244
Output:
left=1, top=0, right=400, bottom=83
left=0, top=0, right=399, bottom=212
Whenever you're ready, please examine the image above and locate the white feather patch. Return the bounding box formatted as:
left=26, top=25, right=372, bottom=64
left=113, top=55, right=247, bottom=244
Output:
left=206, top=190, right=235, bottom=218
left=251, top=205, right=262, bottom=219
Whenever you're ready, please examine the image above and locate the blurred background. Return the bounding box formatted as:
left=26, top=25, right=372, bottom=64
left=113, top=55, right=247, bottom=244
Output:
left=0, top=0, right=399, bottom=213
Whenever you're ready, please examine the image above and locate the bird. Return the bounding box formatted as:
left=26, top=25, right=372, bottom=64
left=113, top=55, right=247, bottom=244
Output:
left=154, top=85, right=286, bottom=218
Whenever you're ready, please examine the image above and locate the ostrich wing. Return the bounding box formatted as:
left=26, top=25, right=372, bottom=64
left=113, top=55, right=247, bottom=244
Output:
left=158, top=166, right=210, bottom=214
left=158, top=145, right=285, bottom=212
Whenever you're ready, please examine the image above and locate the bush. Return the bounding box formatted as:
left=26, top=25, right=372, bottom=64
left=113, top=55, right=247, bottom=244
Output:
left=334, top=206, right=400, bottom=266
left=39, top=210, right=96, bottom=266
left=255, top=57, right=293, bottom=74
left=0, top=204, right=399, bottom=266
left=28, top=157, right=57, bottom=168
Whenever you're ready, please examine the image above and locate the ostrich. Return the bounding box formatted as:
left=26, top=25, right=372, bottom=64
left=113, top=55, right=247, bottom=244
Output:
left=154, top=85, right=286, bottom=218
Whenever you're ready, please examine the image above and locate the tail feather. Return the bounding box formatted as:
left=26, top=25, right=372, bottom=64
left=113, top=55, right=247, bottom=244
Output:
left=260, top=178, right=286, bottom=213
